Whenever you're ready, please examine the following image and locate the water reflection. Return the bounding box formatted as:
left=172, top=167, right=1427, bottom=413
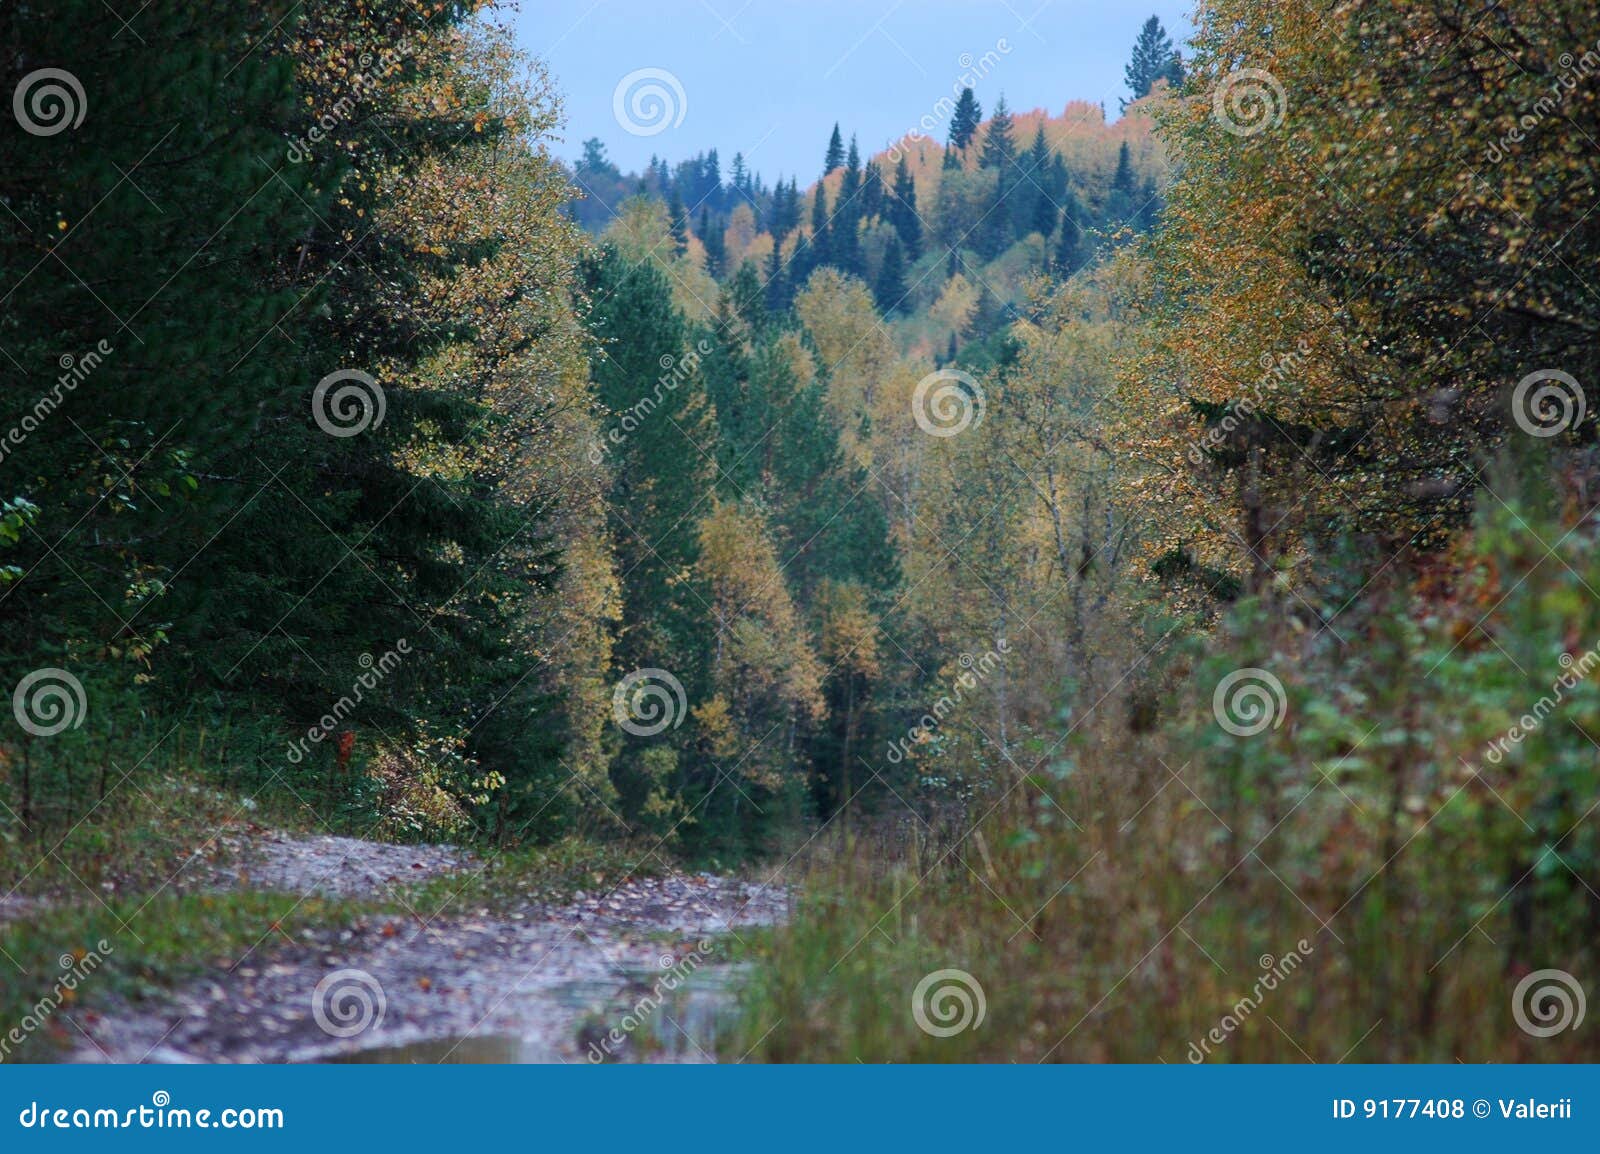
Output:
left=324, top=965, right=744, bottom=1064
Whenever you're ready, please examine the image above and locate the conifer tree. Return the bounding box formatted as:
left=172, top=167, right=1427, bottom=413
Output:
left=1053, top=189, right=1091, bottom=275
left=861, top=161, right=886, bottom=221
left=669, top=188, right=690, bottom=254
left=979, top=95, right=1016, bottom=171
left=1112, top=141, right=1137, bottom=195
left=583, top=248, right=712, bottom=676
left=700, top=206, right=727, bottom=277
left=764, top=241, right=790, bottom=313
left=809, top=183, right=832, bottom=268
left=833, top=138, right=865, bottom=275
left=1122, top=15, right=1184, bottom=107
left=874, top=238, right=909, bottom=315
left=1021, top=124, right=1057, bottom=239
left=769, top=178, right=792, bottom=239
left=948, top=87, right=983, bottom=151
left=824, top=123, right=846, bottom=174
left=889, top=156, right=924, bottom=259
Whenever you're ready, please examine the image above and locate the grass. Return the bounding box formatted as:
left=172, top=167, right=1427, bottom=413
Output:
left=0, top=773, right=675, bottom=1062
left=0, top=889, right=365, bottom=1062
left=729, top=719, right=1600, bottom=1064
left=401, top=837, right=669, bottom=918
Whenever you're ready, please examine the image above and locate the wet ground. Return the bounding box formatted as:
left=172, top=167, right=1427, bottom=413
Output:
left=65, top=831, right=787, bottom=1064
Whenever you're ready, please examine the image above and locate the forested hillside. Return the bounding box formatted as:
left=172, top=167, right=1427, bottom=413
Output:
left=2, top=0, right=1598, bottom=1065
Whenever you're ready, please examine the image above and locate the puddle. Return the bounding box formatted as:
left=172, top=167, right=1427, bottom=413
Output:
left=331, top=1035, right=524, bottom=1064
left=327, top=966, right=747, bottom=1064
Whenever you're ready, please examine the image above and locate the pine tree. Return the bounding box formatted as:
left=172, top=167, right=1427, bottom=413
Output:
left=979, top=95, right=1016, bottom=171
left=700, top=207, right=727, bottom=277
left=977, top=175, right=1015, bottom=258
left=810, top=183, right=832, bottom=268
left=1104, top=141, right=1138, bottom=227
left=1053, top=189, right=1091, bottom=275
left=949, top=87, right=983, bottom=151
left=889, top=156, right=924, bottom=258
left=669, top=188, right=690, bottom=255
left=861, top=162, right=886, bottom=221
left=726, top=261, right=768, bottom=333
left=584, top=248, right=712, bottom=672
left=769, top=178, right=791, bottom=239
left=1023, top=124, right=1051, bottom=179
left=1123, top=15, right=1183, bottom=108
left=833, top=138, right=864, bottom=275
left=874, top=238, right=909, bottom=315
left=764, top=240, right=790, bottom=313
left=580, top=137, right=617, bottom=176
left=1032, top=182, right=1060, bottom=238
left=1113, top=141, right=1137, bottom=195
left=705, top=147, right=723, bottom=203
left=824, top=123, right=845, bottom=174
left=1022, top=124, right=1057, bottom=238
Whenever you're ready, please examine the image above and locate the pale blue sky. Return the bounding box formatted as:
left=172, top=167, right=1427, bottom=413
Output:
left=511, top=0, right=1193, bottom=182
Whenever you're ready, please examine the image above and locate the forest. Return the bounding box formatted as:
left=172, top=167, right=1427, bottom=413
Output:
left=1, top=0, right=1597, bottom=1065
